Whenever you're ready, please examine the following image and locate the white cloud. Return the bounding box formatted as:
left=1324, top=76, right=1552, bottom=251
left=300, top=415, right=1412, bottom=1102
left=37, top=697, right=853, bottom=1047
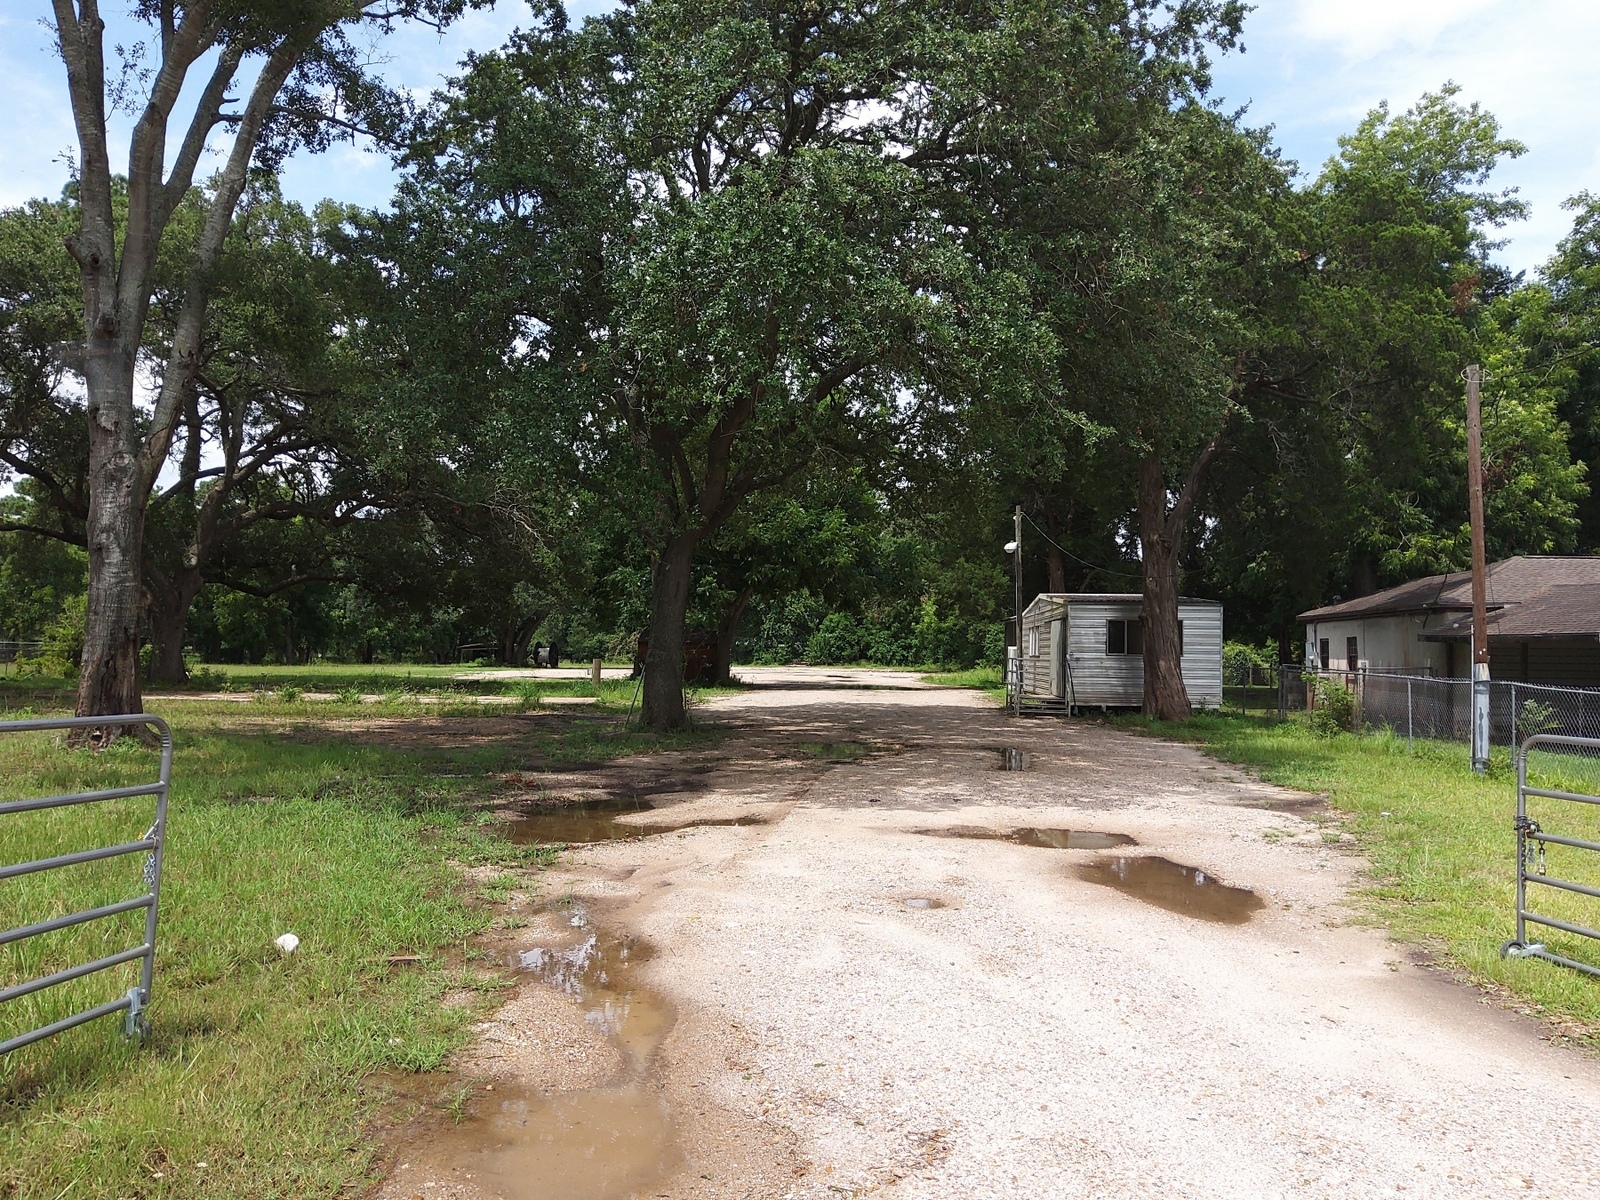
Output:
left=1217, top=0, right=1600, bottom=273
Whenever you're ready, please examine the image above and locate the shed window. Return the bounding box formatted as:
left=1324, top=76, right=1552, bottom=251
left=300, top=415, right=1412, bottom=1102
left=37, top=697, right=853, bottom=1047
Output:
left=1346, top=636, right=1359, bottom=671
left=1319, top=638, right=1330, bottom=670
left=1107, top=619, right=1181, bottom=655
left=1028, top=627, right=1040, bottom=657
left=1105, top=619, right=1144, bottom=655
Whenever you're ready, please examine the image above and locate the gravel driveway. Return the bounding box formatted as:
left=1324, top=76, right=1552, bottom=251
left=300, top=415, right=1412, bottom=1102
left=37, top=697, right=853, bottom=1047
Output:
left=387, top=669, right=1600, bottom=1199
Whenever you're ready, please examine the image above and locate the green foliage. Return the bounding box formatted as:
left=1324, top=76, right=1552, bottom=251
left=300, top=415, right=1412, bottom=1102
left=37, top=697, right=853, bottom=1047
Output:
left=1517, top=698, right=1561, bottom=740
left=1223, top=641, right=1276, bottom=685
left=1307, top=676, right=1357, bottom=737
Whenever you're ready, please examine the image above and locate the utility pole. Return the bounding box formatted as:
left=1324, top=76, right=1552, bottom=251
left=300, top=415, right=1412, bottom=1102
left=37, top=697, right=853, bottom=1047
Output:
left=1467, top=364, right=1491, bottom=774
left=1011, top=505, right=1023, bottom=716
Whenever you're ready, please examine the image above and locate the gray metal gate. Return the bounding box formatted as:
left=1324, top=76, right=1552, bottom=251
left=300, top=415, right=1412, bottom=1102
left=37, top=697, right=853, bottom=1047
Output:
left=1502, top=733, right=1600, bottom=978
left=1, top=715, right=173, bottom=1054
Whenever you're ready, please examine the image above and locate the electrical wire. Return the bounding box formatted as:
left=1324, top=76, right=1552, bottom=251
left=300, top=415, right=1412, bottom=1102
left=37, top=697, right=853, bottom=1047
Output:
left=1019, top=511, right=1148, bottom=581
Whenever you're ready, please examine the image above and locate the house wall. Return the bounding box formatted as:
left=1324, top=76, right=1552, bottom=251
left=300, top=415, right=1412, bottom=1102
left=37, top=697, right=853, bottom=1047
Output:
left=1303, top=614, right=1457, bottom=676
left=1021, top=598, right=1223, bottom=708
left=1489, top=640, right=1600, bottom=687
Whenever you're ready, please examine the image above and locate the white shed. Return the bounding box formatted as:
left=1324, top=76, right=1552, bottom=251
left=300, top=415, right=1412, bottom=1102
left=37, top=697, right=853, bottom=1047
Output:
left=1017, top=593, right=1223, bottom=711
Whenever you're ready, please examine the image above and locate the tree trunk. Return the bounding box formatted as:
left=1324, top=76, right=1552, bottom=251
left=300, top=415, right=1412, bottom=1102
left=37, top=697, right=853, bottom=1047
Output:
left=1041, top=502, right=1069, bottom=593
left=145, top=572, right=202, bottom=684
left=641, top=531, right=700, bottom=731
left=1138, top=454, right=1192, bottom=721
left=712, top=586, right=753, bottom=685
left=74, top=357, right=149, bottom=736
left=1045, top=545, right=1067, bottom=594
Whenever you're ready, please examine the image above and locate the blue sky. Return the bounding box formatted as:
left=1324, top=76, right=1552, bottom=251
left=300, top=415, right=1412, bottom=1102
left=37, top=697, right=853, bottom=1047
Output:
left=2, top=1, right=1596, bottom=276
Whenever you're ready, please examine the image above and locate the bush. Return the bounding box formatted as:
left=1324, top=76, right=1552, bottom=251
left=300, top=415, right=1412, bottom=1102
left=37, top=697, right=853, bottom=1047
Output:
left=805, top=613, right=866, bottom=664
left=1223, top=640, right=1275, bottom=686
left=1307, top=675, right=1355, bottom=736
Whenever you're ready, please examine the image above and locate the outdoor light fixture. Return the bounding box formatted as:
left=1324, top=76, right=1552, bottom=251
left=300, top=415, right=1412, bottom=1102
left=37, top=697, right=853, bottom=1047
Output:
left=1003, top=541, right=1019, bottom=554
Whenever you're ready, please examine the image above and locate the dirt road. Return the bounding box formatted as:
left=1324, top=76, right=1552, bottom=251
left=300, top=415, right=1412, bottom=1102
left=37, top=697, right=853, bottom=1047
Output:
left=380, top=669, right=1600, bottom=1200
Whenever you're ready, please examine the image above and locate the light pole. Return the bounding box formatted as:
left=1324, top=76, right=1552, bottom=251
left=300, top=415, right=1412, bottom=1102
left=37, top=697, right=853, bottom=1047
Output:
left=1005, top=505, right=1021, bottom=714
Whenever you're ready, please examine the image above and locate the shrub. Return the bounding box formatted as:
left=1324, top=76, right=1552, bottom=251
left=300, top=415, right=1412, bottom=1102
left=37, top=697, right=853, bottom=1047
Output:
left=1223, top=640, right=1275, bottom=686
left=335, top=685, right=364, bottom=705
left=277, top=685, right=304, bottom=703
left=805, top=613, right=866, bottom=664
left=1307, top=675, right=1355, bottom=736
left=1517, top=698, right=1560, bottom=739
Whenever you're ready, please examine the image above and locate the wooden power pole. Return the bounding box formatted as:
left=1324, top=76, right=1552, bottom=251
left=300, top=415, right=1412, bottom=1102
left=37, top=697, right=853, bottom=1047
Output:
left=1466, top=364, right=1490, bottom=773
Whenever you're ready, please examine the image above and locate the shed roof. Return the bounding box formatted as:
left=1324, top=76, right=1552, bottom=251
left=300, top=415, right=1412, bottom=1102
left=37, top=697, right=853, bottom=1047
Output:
left=1298, top=556, right=1600, bottom=624
left=1029, top=593, right=1220, bottom=604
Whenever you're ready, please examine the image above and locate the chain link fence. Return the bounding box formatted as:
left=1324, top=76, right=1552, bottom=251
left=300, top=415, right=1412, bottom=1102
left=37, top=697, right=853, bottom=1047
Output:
left=1278, top=665, right=1600, bottom=751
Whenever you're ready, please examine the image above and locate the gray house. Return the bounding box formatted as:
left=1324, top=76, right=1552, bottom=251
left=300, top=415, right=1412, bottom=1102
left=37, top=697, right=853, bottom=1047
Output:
left=1298, top=556, right=1600, bottom=686
left=1017, top=593, right=1224, bottom=710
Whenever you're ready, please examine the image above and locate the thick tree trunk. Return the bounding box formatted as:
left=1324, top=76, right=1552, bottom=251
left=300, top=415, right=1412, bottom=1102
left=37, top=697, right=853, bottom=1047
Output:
left=75, top=358, right=149, bottom=734
left=1041, top=503, right=1069, bottom=593
left=712, top=586, right=753, bottom=685
left=145, top=573, right=201, bottom=684
left=1137, top=454, right=1192, bottom=721
left=641, top=531, right=700, bottom=731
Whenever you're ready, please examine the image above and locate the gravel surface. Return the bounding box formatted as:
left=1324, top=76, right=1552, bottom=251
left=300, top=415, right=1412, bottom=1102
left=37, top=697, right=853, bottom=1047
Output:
left=381, top=670, right=1600, bottom=1199
left=599, top=673, right=1600, bottom=1198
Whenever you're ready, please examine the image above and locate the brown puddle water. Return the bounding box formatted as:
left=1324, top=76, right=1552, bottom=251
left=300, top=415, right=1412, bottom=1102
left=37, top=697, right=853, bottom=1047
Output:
left=508, top=797, right=766, bottom=844
left=1076, top=855, right=1265, bottom=924
left=917, top=825, right=1137, bottom=851
left=403, top=912, right=682, bottom=1199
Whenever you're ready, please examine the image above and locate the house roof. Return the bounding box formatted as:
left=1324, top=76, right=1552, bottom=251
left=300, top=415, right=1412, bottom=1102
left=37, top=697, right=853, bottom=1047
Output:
left=1299, top=556, right=1600, bottom=638
left=1421, top=585, right=1600, bottom=643
left=1025, top=592, right=1221, bottom=610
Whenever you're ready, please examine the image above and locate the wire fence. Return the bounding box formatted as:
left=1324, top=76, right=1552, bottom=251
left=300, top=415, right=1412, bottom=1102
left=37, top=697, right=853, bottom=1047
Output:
left=1278, top=665, right=1600, bottom=751
left=0, top=641, right=44, bottom=664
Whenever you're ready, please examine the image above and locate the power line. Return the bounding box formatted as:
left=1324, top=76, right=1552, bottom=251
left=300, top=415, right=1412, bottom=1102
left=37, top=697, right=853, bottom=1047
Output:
left=1019, top=511, right=1147, bottom=581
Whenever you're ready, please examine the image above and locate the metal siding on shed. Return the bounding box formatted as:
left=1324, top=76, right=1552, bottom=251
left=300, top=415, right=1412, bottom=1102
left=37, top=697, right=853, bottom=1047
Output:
left=1065, top=601, right=1144, bottom=705
left=1177, top=602, right=1224, bottom=708
left=1018, top=594, right=1223, bottom=707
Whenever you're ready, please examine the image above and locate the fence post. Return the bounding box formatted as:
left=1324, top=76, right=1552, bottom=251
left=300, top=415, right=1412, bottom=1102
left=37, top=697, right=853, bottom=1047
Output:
left=1407, top=678, right=1413, bottom=748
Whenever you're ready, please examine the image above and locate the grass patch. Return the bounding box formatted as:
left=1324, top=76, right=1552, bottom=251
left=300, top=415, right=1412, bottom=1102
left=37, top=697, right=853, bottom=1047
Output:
left=920, top=664, right=1005, bottom=705
left=1121, top=712, right=1600, bottom=1039
left=0, top=696, right=711, bottom=1197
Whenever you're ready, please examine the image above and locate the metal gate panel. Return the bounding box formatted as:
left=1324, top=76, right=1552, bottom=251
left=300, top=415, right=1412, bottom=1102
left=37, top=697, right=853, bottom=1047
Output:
left=1, top=715, right=172, bottom=1055
left=1504, top=733, right=1600, bottom=978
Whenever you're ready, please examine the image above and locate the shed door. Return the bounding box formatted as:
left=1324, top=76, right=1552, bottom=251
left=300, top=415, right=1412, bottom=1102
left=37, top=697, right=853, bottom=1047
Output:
left=1050, top=619, right=1065, bottom=698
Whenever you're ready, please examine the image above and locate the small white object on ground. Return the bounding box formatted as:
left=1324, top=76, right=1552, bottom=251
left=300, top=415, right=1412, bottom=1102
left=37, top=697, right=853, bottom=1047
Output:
left=274, top=933, right=300, bottom=955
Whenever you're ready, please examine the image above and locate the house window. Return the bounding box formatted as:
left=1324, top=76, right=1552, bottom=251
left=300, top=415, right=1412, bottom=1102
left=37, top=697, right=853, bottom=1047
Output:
left=1106, top=619, right=1144, bottom=655
left=1319, top=638, right=1330, bottom=670
left=1028, top=627, right=1040, bottom=657
left=1346, top=636, right=1359, bottom=671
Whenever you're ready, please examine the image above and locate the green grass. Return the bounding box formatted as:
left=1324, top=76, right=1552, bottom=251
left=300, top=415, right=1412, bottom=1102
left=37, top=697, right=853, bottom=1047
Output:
left=0, top=696, right=712, bottom=1198
left=1121, top=713, right=1600, bottom=1039
left=920, top=664, right=1006, bottom=704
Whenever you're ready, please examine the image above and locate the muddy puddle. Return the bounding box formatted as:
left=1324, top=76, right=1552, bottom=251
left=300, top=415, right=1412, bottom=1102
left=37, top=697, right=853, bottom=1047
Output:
left=1076, top=855, right=1265, bottom=924
left=998, top=747, right=1030, bottom=770
left=508, top=797, right=767, bottom=844
left=916, top=825, right=1136, bottom=850
left=396, top=910, right=681, bottom=1199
